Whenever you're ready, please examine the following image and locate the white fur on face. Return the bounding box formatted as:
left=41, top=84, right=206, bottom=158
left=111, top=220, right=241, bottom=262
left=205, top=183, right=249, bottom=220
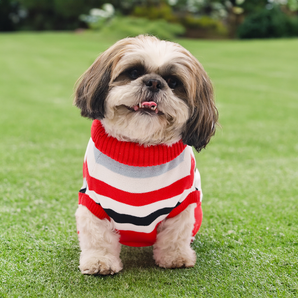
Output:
left=101, top=37, right=193, bottom=146
left=102, top=79, right=189, bottom=146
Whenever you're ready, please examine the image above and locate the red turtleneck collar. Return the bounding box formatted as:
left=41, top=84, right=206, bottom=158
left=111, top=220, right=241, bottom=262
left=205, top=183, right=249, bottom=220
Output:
left=91, top=120, right=186, bottom=167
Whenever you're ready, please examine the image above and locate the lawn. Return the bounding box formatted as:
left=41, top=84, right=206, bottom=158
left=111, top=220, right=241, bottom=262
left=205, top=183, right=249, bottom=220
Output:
left=0, top=32, right=297, bottom=297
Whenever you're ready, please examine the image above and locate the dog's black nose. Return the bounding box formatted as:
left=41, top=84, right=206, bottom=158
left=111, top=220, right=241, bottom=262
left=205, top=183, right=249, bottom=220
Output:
left=145, top=79, right=163, bottom=92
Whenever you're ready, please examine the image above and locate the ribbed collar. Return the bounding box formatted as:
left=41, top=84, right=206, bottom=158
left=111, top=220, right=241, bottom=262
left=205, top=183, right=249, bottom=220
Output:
left=91, top=120, right=186, bottom=167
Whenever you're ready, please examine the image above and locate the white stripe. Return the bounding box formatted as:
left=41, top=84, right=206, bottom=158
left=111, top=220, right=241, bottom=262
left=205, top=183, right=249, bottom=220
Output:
left=85, top=185, right=196, bottom=217
left=113, top=214, right=167, bottom=233
left=194, top=169, right=203, bottom=202
left=111, top=202, right=198, bottom=233
left=83, top=138, right=93, bottom=162
left=81, top=178, right=87, bottom=190
left=86, top=140, right=193, bottom=193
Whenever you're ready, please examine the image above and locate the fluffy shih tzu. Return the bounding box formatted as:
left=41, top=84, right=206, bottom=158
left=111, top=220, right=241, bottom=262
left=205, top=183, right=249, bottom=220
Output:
left=74, top=35, right=218, bottom=275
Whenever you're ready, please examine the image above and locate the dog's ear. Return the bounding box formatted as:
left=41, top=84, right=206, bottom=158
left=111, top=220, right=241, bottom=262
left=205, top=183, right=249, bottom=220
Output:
left=74, top=53, right=111, bottom=119
left=74, top=50, right=115, bottom=119
left=182, top=64, right=218, bottom=152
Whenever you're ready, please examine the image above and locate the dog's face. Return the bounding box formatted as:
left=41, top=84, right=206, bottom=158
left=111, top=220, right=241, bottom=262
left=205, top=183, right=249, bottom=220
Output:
left=75, top=35, right=218, bottom=151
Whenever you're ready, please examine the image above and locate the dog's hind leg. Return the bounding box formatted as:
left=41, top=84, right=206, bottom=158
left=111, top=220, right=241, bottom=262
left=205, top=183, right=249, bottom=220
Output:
left=75, top=205, right=123, bottom=275
left=153, top=204, right=197, bottom=268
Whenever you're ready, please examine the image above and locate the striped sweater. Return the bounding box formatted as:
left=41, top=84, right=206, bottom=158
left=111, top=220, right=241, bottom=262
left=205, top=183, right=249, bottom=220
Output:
left=78, top=120, right=203, bottom=247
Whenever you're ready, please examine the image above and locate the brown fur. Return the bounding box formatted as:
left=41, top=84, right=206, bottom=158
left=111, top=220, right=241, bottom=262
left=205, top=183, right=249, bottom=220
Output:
left=182, top=59, right=218, bottom=152
left=74, top=35, right=218, bottom=152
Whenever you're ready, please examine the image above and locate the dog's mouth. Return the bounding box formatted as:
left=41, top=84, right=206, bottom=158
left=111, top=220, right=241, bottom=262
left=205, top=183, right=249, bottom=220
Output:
left=133, top=101, right=158, bottom=113
left=125, top=100, right=162, bottom=115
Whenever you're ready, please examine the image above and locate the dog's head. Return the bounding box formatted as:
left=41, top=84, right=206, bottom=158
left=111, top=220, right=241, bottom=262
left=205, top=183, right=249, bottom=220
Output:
left=74, top=35, right=218, bottom=151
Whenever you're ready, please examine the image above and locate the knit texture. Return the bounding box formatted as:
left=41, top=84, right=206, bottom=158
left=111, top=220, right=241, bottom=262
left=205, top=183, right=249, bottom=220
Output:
left=78, top=120, right=202, bottom=247
left=91, top=119, right=187, bottom=166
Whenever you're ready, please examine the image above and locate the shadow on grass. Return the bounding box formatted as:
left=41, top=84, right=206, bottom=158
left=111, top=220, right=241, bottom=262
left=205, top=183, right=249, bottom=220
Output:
left=63, top=234, right=224, bottom=277
left=120, top=245, right=156, bottom=270
left=118, top=234, right=225, bottom=272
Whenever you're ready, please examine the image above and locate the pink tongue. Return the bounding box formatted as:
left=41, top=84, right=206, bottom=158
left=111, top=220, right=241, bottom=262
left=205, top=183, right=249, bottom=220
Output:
left=133, top=101, right=158, bottom=112
left=142, top=101, right=157, bottom=107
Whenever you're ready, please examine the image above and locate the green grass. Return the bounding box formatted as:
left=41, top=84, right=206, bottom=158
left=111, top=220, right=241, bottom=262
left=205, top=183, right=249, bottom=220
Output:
left=0, top=32, right=297, bottom=297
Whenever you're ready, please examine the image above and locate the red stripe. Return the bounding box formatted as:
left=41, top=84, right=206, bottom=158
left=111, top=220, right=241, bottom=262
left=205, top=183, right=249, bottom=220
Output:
left=78, top=191, right=202, bottom=247
left=83, top=157, right=196, bottom=207
left=91, top=120, right=186, bottom=166
left=192, top=202, right=203, bottom=236
left=78, top=192, right=110, bottom=220
left=167, top=190, right=201, bottom=218
left=118, top=229, right=159, bottom=247
left=119, top=191, right=200, bottom=247
left=119, top=201, right=202, bottom=246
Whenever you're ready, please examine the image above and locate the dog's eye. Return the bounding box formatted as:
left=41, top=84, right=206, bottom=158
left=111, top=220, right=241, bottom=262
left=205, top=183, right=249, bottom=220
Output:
left=166, top=77, right=179, bottom=89
left=129, top=69, right=142, bottom=80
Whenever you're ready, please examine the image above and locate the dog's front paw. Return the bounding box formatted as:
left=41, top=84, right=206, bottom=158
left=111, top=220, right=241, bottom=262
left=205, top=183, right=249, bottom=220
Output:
left=154, top=246, right=196, bottom=269
left=79, top=250, right=123, bottom=275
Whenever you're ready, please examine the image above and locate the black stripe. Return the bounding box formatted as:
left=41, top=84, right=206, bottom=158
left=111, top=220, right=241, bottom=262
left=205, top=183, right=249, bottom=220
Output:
left=97, top=202, right=181, bottom=226
left=79, top=188, right=86, bottom=194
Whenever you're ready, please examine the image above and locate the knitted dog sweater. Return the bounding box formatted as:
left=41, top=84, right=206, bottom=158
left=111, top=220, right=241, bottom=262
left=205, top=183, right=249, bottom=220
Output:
left=78, top=120, right=203, bottom=247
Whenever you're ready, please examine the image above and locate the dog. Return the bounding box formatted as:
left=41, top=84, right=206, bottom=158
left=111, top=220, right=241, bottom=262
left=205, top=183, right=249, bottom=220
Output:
left=74, top=35, right=218, bottom=275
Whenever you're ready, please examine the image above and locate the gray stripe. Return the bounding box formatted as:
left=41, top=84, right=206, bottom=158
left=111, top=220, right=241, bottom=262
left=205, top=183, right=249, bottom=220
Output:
left=92, top=142, right=186, bottom=179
